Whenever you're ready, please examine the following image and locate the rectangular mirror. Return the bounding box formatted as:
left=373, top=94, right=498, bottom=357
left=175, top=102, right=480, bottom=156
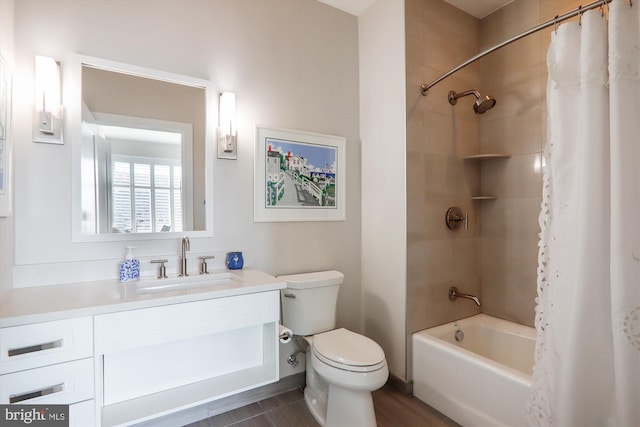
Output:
left=69, top=55, right=214, bottom=241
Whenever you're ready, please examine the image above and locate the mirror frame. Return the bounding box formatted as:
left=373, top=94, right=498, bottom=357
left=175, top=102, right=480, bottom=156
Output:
left=68, top=54, right=215, bottom=242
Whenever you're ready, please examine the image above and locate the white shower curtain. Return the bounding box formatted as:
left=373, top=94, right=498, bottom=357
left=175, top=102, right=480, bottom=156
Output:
left=529, top=1, right=640, bottom=426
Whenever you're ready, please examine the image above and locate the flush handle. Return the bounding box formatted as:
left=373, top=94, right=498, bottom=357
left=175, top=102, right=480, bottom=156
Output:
left=283, top=293, right=296, bottom=299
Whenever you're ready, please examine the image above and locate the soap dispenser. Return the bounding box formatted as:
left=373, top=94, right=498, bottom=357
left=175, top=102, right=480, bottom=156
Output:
left=119, top=246, right=140, bottom=282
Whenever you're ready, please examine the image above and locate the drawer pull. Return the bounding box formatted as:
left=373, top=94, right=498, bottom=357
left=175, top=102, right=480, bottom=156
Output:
left=9, top=383, right=64, bottom=404
left=8, top=339, right=64, bottom=357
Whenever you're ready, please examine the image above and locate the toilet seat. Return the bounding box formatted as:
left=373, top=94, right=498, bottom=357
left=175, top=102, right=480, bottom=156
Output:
left=312, top=328, right=386, bottom=373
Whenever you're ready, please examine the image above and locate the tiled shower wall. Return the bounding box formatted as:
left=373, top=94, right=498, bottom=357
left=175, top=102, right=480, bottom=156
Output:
left=405, top=0, right=482, bottom=380
left=406, top=0, right=586, bottom=378
left=478, top=0, right=584, bottom=325
left=477, top=1, right=544, bottom=326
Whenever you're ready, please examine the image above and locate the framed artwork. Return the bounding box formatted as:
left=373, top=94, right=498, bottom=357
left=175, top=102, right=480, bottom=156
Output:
left=254, top=126, right=346, bottom=222
left=0, top=55, right=12, bottom=217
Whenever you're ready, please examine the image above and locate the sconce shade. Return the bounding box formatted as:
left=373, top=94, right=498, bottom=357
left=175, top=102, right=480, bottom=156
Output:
left=217, top=91, right=237, bottom=159
left=219, top=92, right=236, bottom=136
left=35, top=55, right=61, bottom=115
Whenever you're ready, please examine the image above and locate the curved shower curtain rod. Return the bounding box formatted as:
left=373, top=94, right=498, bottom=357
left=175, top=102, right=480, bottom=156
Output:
left=420, top=0, right=620, bottom=96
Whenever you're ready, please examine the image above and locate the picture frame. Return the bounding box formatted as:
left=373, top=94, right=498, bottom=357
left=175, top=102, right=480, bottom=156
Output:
left=0, top=55, right=12, bottom=217
left=254, top=126, right=346, bottom=222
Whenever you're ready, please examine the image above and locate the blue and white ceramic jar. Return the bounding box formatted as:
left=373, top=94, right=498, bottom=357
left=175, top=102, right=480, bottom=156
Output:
left=119, top=246, right=140, bottom=282
left=226, top=252, right=244, bottom=270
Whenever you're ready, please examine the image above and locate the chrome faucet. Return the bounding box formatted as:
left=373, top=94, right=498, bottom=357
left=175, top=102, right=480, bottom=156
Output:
left=179, top=236, right=190, bottom=277
left=449, top=287, right=481, bottom=306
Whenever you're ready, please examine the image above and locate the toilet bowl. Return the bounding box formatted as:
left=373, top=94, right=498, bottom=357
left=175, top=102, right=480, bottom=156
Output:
left=278, top=271, right=388, bottom=427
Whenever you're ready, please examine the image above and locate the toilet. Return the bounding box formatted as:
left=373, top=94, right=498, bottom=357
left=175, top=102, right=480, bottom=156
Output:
left=278, top=270, right=388, bottom=427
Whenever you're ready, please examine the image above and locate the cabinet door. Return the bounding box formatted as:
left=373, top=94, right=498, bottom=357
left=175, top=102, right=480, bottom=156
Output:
left=0, top=358, right=94, bottom=405
left=0, top=317, right=93, bottom=374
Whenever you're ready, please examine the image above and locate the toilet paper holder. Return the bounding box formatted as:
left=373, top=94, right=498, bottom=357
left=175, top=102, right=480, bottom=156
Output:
left=279, top=325, right=293, bottom=343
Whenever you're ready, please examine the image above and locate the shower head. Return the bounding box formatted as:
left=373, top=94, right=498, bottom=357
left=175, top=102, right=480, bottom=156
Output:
left=448, top=90, right=496, bottom=114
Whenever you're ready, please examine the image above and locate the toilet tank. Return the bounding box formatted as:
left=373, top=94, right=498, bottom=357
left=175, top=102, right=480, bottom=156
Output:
left=278, top=270, right=344, bottom=336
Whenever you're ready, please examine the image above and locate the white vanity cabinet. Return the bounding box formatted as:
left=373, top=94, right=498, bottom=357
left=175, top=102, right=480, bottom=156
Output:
left=0, top=269, right=285, bottom=427
left=0, top=317, right=96, bottom=426
left=95, top=290, right=280, bottom=427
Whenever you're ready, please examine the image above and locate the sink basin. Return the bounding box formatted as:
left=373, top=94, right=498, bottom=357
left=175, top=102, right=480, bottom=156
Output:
left=133, top=272, right=243, bottom=293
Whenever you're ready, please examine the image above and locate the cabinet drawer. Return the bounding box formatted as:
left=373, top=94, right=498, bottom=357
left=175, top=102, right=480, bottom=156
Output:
left=0, top=317, right=93, bottom=375
left=95, top=291, right=279, bottom=354
left=70, top=399, right=96, bottom=427
left=0, top=358, right=94, bottom=405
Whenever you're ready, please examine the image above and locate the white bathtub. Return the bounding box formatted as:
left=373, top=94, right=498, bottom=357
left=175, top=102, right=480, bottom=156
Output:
left=412, top=314, right=536, bottom=427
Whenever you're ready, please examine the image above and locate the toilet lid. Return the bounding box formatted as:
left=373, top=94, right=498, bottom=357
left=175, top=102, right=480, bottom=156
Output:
left=313, top=328, right=385, bottom=368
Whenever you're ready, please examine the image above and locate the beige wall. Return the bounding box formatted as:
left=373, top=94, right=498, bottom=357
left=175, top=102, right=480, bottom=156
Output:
left=478, top=1, right=543, bottom=325
left=478, top=0, right=584, bottom=325
left=405, top=0, right=482, bottom=379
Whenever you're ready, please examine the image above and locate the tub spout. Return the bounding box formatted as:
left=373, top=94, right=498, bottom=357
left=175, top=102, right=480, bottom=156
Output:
left=449, top=287, right=481, bottom=306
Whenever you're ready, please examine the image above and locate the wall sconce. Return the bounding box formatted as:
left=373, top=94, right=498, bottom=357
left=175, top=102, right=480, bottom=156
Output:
left=33, top=55, right=63, bottom=144
left=217, top=92, right=237, bottom=159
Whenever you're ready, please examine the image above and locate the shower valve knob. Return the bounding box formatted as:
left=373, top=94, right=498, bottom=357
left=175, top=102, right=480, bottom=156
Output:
left=446, top=207, right=468, bottom=231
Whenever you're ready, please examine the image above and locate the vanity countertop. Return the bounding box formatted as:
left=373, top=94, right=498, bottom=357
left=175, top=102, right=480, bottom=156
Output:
left=0, top=269, right=286, bottom=328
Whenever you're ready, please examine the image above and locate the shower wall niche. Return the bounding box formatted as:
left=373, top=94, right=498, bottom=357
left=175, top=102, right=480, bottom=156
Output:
left=463, top=154, right=510, bottom=200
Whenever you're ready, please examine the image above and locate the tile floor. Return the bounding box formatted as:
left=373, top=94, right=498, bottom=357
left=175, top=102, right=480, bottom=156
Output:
left=186, top=385, right=460, bottom=427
